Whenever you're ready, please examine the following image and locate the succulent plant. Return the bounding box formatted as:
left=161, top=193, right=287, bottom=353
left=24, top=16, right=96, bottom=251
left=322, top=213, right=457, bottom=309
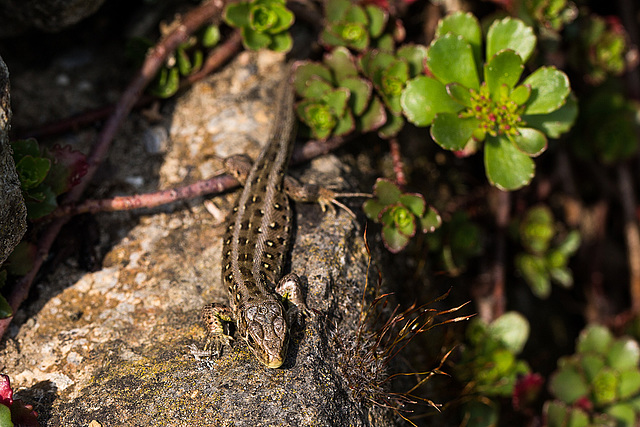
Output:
left=568, top=14, right=628, bottom=85
left=515, top=205, right=581, bottom=298
left=401, top=12, right=577, bottom=190
left=456, top=312, right=534, bottom=426
left=363, top=178, right=440, bottom=253
left=320, top=0, right=393, bottom=52
left=11, top=139, right=87, bottom=220
left=545, top=325, right=640, bottom=427
left=224, top=0, right=294, bottom=52
left=294, top=48, right=387, bottom=139
left=520, top=0, right=578, bottom=32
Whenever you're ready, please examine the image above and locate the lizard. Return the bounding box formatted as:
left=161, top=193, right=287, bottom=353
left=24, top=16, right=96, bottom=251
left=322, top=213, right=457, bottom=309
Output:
left=198, top=71, right=310, bottom=369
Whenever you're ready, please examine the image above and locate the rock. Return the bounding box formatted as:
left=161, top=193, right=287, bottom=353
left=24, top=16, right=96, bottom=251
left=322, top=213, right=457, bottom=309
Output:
left=0, top=55, right=27, bottom=266
left=0, top=0, right=107, bottom=36
left=2, top=53, right=397, bottom=426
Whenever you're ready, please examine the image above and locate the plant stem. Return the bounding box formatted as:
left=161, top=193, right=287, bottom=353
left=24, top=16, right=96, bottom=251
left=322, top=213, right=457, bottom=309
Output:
left=388, top=137, right=407, bottom=189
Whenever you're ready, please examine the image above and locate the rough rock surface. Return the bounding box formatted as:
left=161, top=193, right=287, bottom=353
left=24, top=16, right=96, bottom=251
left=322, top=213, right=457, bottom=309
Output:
left=0, top=55, right=27, bottom=266
left=1, top=52, right=396, bottom=426
left=0, top=0, right=107, bottom=36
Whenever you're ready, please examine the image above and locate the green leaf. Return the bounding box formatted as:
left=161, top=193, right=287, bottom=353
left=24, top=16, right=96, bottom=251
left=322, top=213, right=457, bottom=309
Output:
left=25, top=186, right=58, bottom=219
left=618, top=369, right=640, bottom=399
left=16, top=155, right=51, bottom=190
left=363, top=199, right=385, bottom=221
left=487, top=311, right=530, bottom=353
left=341, top=77, right=371, bottom=116
left=556, top=231, right=581, bottom=257
left=377, top=110, right=404, bottom=139
left=399, top=193, right=425, bottom=217
left=325, top=0, right=350, bottom=22
left=364, top=5, right=387, bottom=38
left=484, top=50, right=524, bottom=98
left=484, top=135, right=535, bottom=190
left=242, top=26, right=271, bottom=50
left=523, top=67, right=571, bottom=115
left=517, top=253, right=551, bottom=298
left=513, top=127, right=548, bottom=156
left=605, top=403, right=636, bottom=427
left=11, top=138, right=40, bottom=161
left=224, top=2, right=252, bottom=28
left=436, top=12, right=482, bottom=76
left=401, top=76, right=461, bottom=127
left=294, top=63, right=332, bottom=94
left=431, top=113, right=479, bottom=151
left=420, top=206, right=442, bottom=233
left=323, top=87, right=350, bottom=116
left=523, top=93, right=578, bottom=138
left=549, top=366, right=589, bottom=403
left=201, top=24, right=221, bottom=48
left=324, top=47, right=359, bottom=82
left=578, top=324, right=614, bottom=355
left=0, top=403, right=12, bottom=427
left=486, top=17, right=536, bottom=63
left=607, top=338, right=640, bottom=371
left=549, top=267, right=573, bottom=288
left=510, top=84, right=531, bottom=105
left=373, top=178, right=401, bottom=205
left=332, top=108, right=355, bottom=137
left=544, top=401, right=571, bottom=427
left=592, top=367, right=618, bottom=405
left=446, top=83, right=473, bottom=107
left=382, top=224, right=411, bottom=253
left=426, top=34, right=480, bottom=90
left=356, top=95, right=386, bottom=133
left=581, top=353, right=606, bottom=382
left=397, top=44, right=428, bottom=78
left=268, top=31, right=293, bottom=53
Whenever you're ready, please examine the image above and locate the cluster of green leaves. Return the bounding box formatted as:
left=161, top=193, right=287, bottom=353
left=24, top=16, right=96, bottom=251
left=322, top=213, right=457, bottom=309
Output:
left=515, top=205, right=580, bottom=299
left=403, top=12, right=576, bottom=190
left=567, top=14, right=628, bottom=85
left=517, top=0, right=578, bottom=33
left=224, top=0, right=293, bottom=52
left=295, top=6, right=577, bottom=190
left=362, top=179, right=441, bottom=253
left=129, top=24, right=220, bottom=98
left=425, top=211, right=483, bottom=276
left=545, top=325, right=640, bottom=427
left=454, top=312, right=532, bottom=426
left=11, top=139, right=87, bottom=220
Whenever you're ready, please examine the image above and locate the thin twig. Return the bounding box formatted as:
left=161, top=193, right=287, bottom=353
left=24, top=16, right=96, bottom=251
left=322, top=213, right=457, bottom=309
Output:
left=388, top=137, right=407, bottom=189
left=0, top=0, right=228, bottom=339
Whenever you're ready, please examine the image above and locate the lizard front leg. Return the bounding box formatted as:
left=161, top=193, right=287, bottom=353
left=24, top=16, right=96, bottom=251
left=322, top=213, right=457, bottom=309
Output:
left=192, top=303, right=234, bottom=359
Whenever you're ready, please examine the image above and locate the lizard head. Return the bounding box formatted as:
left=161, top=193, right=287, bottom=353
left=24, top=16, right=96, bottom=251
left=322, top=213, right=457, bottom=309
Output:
left=239, top=299, right=289, bottom=368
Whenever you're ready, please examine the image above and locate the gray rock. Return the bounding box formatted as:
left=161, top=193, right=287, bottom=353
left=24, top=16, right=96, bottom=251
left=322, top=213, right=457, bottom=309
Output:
left=0, top=0, right=107, bottom=36
left=2, top=53, right=397, bottom=426
left=0, top=55, right=27, bottom=266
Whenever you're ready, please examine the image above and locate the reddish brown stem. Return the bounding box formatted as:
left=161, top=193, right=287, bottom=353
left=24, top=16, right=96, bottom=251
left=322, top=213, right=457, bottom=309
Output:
left=388, top=137, right=407, bottom=189
left=0, top=0, right=228, bottom=339
left=46, top=133, right=354, bottom=219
